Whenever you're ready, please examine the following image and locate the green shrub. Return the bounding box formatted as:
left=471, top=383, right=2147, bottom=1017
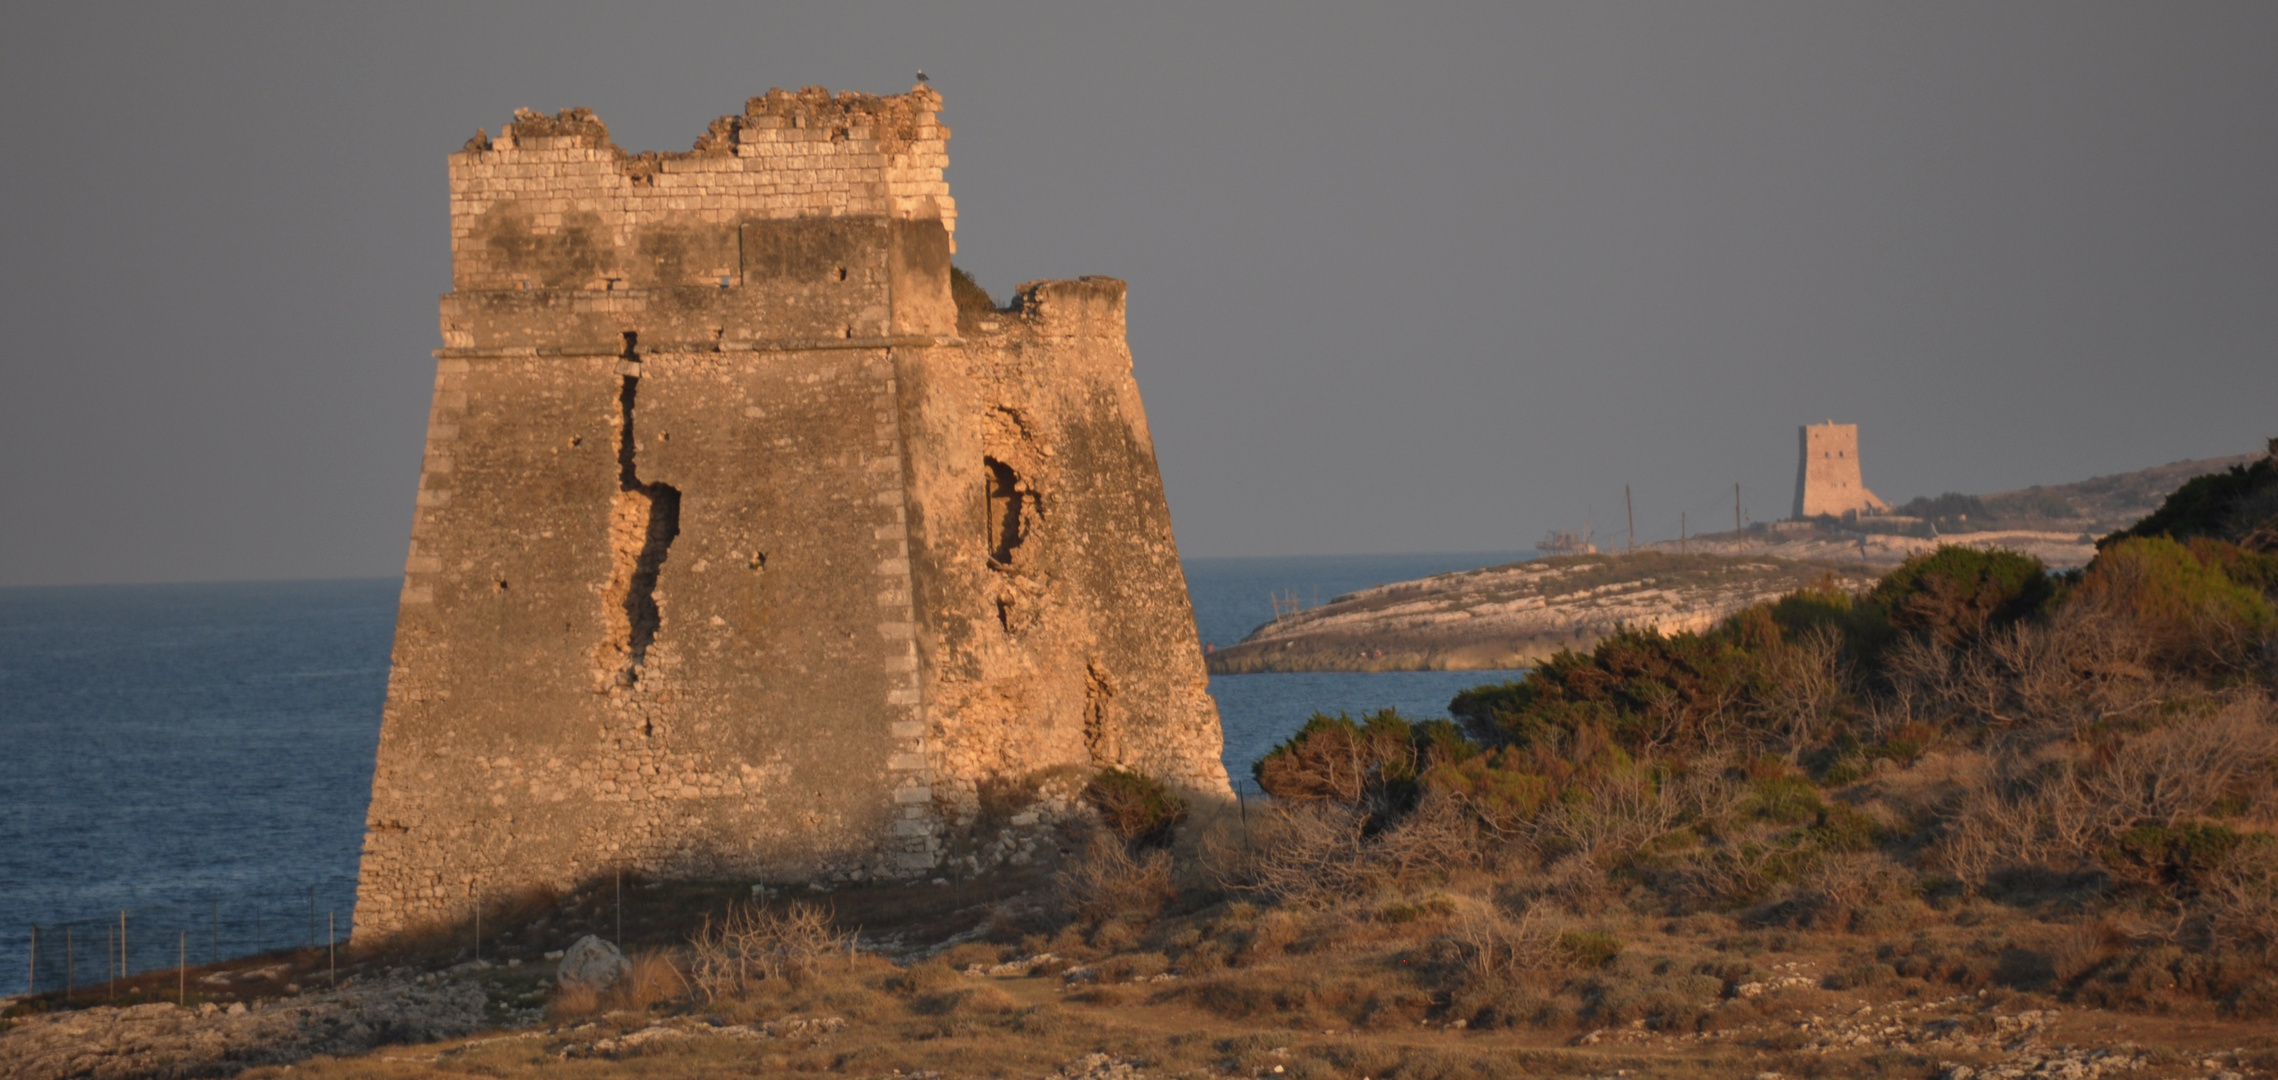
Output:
left=1375, top=896, right=1456, bottom=924
left=1253, top=709, right=1473, bottom=824
left=1803, top=802, right=1880, bottom=854
left=1557, top=930, right=1623, bottom=969
left=1866, top=721, right=1940, bottom=765
left=2102, top=821, right=2267, bottom=893
left=2107, top=447, right=2278, bottom=549
left=1417, top=749, right=1560, bottom=834
left=1866, top=546, right=2053, bottom=646
left=1743, top=769, right=1824, bottom=826
left=1759, top=581, right=1872, bottom=641
left=2078, top=537, right=2273, bottom=665
left=1449, top=626, right=1774, bottom=755
left=1082, top=768, right=1188, bottom=846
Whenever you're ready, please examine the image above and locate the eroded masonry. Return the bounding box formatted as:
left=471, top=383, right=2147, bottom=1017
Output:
left=354, top=86, right=1229, bottom=941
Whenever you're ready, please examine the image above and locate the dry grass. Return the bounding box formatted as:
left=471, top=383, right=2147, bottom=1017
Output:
left=686, top=902, right=855, bottom=1002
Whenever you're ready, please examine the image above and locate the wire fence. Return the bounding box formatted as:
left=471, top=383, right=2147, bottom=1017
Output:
left=16, top=876, right=358, bottom=998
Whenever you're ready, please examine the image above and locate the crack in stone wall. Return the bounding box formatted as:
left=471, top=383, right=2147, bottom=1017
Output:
left=601, top=335, right=682, bottom=689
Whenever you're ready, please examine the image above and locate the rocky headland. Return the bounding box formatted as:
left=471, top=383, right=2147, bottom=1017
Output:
left=1205, top=451, right=2267, bottom=675
left=1205, top=552, right=1875, bottom=674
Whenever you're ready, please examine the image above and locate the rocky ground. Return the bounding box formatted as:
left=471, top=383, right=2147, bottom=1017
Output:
left=0, top=960, right=530, bottom=1080
left=6, top=939, right=2273, bottom=1079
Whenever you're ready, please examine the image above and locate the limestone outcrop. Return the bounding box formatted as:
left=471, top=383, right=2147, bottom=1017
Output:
left=354, top=86, right=1227, bottom=942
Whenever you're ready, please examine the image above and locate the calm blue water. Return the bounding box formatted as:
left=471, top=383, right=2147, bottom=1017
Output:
left=0, top=580, right=394, bottom=991
left=0, top=553, right=1533, bottom=986
left=1182, top=553, right=1534, bottom=785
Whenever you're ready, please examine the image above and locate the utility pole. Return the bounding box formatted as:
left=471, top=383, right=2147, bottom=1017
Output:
left=1735, top=484, right=1743, bottom=531
left=1625, top=485, right=1635, bottom=553
left=1681, top=511, right=1687, bottom=553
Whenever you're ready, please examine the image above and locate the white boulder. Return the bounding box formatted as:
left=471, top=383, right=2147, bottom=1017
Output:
left=556, top=934, right=630, bottom=989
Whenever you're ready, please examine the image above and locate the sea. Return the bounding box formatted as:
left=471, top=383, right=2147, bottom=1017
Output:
left=0, top=551, right=1531, bottom=986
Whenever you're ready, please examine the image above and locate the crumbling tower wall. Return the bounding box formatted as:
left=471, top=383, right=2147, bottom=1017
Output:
left=354, top=87, right=1228, bottom=942
left=1791, top=421, right=1889, bottom=519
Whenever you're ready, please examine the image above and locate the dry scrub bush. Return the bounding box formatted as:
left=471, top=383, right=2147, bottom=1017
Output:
left=1363, top=791, right=1481, bottom=881
left=687, top=901, right=856, bottom=1003
left=1771, top=851, right=1919, bottom=931
left=1211, top=802, right=1417, bottom=908
left=1995, top=611, right=2164, bottom=729
left=1930, top=696, right=2278, bottom=893
left=1523, top=765, right=1680, bottom=866
left=1441, top=901, right=1557, bottom=983
left=2202, top=840, right=2278, bottom=961
left=2086, top=698, right=2278, bottom=826
left=1875, top=607, right=2172, bottom=739
left=1758, top=626, right=1849, bottom=757
left=1056, top=833, right=1175, bottom=924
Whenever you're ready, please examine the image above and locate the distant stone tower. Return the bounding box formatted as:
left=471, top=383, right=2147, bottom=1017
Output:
left=353, top=86, right=1229, bottom=942
left=1791, top=422, right=1889, bottom=519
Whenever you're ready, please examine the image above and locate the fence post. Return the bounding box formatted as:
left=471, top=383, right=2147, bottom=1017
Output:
left=328, top=910, right=336, bottom=988
left=1237, top=785, right=1251, bottom=853
left=211, top=899, right=219, bottom=966
left=26, top=926, right=34, bottom=995
left=65, top=926, right=72, bottom=1002
left=178, top=931, right=186, bottom=1005
left=307, top=885, right=316, bottom=952
left=120, top=911, right=127, bottom=989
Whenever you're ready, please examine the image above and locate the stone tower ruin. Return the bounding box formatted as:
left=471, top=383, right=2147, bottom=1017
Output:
left=1791, top=421, right=1888, bottom=520
left=353, top=86, right=1229, bottom=942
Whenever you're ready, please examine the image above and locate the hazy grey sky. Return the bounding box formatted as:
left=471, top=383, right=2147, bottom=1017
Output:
left=3, top=3, right=2273, bottom=586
